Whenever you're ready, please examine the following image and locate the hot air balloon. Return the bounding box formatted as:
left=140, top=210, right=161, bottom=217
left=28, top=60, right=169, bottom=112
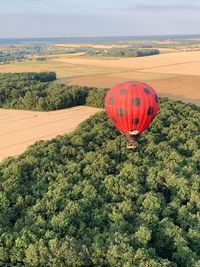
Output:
left=105, top=81, right=159, bottom=149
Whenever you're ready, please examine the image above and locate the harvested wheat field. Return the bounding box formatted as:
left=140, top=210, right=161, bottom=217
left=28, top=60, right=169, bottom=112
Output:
left=1, top=50, right=200, bottom=104
left=55, top=43, right=130, bottom=49
left=56, top=51, right=200, bottom=105
left=0, top=106, right=101, bottom=161
left=69, top=73, right=200, bottom=106
left=54, top=51, right=200, bottom=72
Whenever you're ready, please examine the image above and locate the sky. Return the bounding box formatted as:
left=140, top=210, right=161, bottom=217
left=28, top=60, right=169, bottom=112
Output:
left=0, top=0, right=200, bottom=38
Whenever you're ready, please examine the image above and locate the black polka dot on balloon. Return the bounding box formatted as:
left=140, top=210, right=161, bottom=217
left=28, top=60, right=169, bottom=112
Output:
left=112, top=117, right=117, bottom=123
left=119, top=89, right=128, bottom=95
left=117, top=108, right=126, bottom=117
left=109, top=96, right=115, bottom=105
left=147, top=106, right=154, bottom=116
left=144, top=88, right=151, bottom=95
left=132, top=118, right=139, bottom=125
left=155, top=94, right=158, bottom=103
left=132, top=97, right=141, bottom=107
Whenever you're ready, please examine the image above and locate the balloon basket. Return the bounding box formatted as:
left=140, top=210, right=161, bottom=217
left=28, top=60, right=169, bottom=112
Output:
left=126, top=141, right=138, bottom=150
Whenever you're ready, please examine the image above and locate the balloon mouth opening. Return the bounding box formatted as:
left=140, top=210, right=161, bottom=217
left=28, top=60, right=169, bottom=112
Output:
left=129, top=130, right=139, bottom=135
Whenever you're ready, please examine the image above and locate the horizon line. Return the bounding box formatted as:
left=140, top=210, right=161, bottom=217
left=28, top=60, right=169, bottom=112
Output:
left=1, top=33, right=200, bottom=40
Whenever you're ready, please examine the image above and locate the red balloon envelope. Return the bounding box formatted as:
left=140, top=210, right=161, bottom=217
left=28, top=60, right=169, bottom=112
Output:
left=105, top=81, right=159, bottom=148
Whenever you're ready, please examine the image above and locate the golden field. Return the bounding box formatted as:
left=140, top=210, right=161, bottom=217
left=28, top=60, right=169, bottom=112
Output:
left=53, top=51, right=200, bottom=71
left=55, top=43, right=130, bottom=49
left=0, top=49, right=199, bottom=104
left=0, top=106, right=101, bottom=161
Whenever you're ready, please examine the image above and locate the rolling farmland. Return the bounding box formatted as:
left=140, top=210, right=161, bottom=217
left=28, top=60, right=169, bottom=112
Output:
left=0, top=49, right=200, bottom=105
left=0, top=106, right=101, bottom=161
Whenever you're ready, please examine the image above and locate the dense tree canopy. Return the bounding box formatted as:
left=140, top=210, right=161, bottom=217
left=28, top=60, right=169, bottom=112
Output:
left=0, top=97, right=200, bottom=266
left=71, top=47, right=160, bottom=57
left=101, top=48, right=160, bottom=57
left=0, top=72, right=104, bottom=111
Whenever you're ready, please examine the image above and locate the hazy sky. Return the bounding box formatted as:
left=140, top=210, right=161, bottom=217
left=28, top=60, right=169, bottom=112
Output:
left=0, top=0, right=200, bottom=38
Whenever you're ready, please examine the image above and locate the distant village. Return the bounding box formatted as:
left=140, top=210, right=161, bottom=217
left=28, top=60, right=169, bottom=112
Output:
left=0, top=45, right=48, bottom=64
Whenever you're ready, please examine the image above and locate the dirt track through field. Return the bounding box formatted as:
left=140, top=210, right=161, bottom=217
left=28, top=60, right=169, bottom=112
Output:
left=0, top=106, right=102, bottom=161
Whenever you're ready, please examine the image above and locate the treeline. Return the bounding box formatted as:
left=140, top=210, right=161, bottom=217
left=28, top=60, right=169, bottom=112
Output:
left=101, top=47, right=160, bottom=57
left=0, top=98, right=200, bottom=266
left=64, top=47, right=160, bottom=57
left=0, top=72, right=106, bottom=111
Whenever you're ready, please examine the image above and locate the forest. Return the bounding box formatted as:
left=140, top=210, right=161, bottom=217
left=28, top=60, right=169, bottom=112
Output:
left=100, top=48, right=160, bottom=57
left=0, top=72, right=200, bottom=266
left=0, top=72, right=106, bottom=111
left=74, top=47, right=160, bottom=57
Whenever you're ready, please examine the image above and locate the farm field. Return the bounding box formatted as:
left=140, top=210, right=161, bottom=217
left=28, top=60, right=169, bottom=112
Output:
left=54, top=51, right=200, bottom=71
left=0, top=60, right=122, bottom=79
left=0, top=106, right=101, bottom=161
left=0, top=49, right=200, bottom=105
left=55, top=43, right=130, bottom=49
left=69, top=73, right=200, bottom=105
